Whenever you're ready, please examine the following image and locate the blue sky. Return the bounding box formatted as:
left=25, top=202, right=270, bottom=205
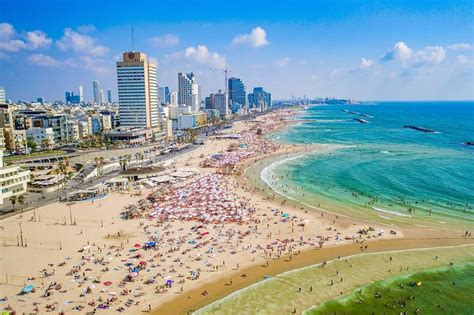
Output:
left=1, top=0, right=473, bottom=101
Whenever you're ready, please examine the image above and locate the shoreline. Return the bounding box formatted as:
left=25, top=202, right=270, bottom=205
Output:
left=1, top=109, right=472, bottom=315
left=152, top=110, right=474, bottom=315
left=155, top=240, right=474, bottom=315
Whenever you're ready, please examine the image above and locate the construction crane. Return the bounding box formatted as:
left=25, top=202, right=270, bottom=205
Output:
left=210, top=67, right=232, bottom=95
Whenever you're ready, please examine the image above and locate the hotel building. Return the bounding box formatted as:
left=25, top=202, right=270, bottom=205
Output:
left=117, top=51, right=159, bottom=128
left=0, top=133, right=30, bottom=205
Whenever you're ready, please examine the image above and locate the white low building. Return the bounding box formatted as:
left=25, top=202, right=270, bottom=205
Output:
left=0, top=147, right=30, bottom=205
left=26, top=127, right=55, bottom=147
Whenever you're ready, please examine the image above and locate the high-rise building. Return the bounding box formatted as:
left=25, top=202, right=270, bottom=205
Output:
left=158, top=86, right=171, bottom=104
left=117, top=51, right=159, bottom=128
left=78, top=84, right=84, bottom=103
left=205, top=94, right=215, bottom=109
left=248, top=87, right=271, bottom=111
left=93, top=81, right=100, bottom=103
left=214, top=90, right=228, bottom=118
left=178, top=72, right=200, bottom=112
left=107, top=90, right=112, bottom=103
left=99, top=89, right=105, bottom=103
left=37, top=97, right=45, bottom=104
left=65, top=91, right=73, bottom=104
left=0, top=86, right=5, bottom=104
left=65, top=91, right=80, bottom=104
left=170, top=91, right=178, bottom=106
left=228, top=77, right=246, bottom=108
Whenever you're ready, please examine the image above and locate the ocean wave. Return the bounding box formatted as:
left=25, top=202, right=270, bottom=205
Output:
left=373, top=207, right=411, bottom=217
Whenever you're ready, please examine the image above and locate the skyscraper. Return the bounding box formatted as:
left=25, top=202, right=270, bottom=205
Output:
left=178, top=72, right=200, bottom=112
left=0, top=86, right=5, bottom=104
left=170, top=91, right=178, bottom=106
left=117, top=51, right=159, bottom=128
left=107, top=90, right=112, bottom=103
left=228, top=77, right=246, bottom=108
left=158, top=86, right=171, bottom=104
left=214, top=90, right=228, bottom=118
left=248, top=87, right=271, bottom=111
left=78, top=84, right=84, bottom=103
left=93, top=81, right=100, bottom=103
left=99, top=89, right=105, bottom=103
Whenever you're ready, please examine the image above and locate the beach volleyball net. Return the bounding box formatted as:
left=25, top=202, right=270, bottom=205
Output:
left=24, top=238, right=62, bottom=250
left=38, top=215, right=67, bottom=225
left=0, top=236, right=19, bottom=247
left=74, top=217, right=103, bottom=227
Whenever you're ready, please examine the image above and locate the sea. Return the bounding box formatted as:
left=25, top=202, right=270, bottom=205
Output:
left=265, top=101, right=474, bottom=226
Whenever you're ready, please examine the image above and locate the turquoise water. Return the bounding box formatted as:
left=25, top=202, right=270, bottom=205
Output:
left=309, top=263, right=474, bottom=315
left=269, top=102, right=474, bottom=224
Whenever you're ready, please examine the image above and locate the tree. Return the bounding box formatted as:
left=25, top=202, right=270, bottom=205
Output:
left=27, top=140, right=37, bottom=152
left=41, top=138, right=51, bottom=150
left=9, top=195, right=17, bottom=209
left=18, top=194, right=26, bottom=211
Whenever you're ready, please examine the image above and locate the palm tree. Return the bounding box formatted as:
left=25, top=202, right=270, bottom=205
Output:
left=41, top=138, right=51, bottom=150
left=9, top=195, right=17, bottom=210
left=18, top=195, right=26, bottom=211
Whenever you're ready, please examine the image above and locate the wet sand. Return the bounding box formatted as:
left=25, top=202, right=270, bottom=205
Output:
left=154, top=239, right=474, bottom=315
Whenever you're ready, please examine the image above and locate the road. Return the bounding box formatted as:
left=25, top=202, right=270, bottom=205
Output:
left=0, top=144, right=198, bottom=219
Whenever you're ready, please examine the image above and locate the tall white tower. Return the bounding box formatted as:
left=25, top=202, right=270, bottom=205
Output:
left=117, top=51, right=159, bottom=128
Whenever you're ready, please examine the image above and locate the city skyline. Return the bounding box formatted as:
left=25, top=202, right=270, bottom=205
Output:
left=0, top=0, right=473, bottom=101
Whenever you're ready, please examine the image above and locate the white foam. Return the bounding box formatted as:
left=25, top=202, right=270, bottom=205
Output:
left=373, top=207, right=411, bottom=218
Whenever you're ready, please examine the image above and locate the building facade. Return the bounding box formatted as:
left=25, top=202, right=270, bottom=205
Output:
left=93, top=81, right=100, bottom=103
left=158, top=86, right=171, bottom=104
left=0, top=137, right=30, bottom=205
left=117, top=51, right=159, bottom=129
left=26, top=127, right=55, bottom=147
left=0, top=86, right=5, bottom=104
left=214, top=90, right=229, bottom=118
left=228, top=77, right=246, bottom=109
left=170, top=91, right=178, bottom=106
left=178, top=72, right=200, bottom=112
left=248, top=87, right=271, bottom=111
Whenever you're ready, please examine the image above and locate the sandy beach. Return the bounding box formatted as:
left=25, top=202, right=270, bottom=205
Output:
left=1, top=109, right=473, bottom=315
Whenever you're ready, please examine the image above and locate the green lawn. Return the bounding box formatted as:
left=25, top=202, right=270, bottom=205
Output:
left=4, top=150, right=67, bottom=161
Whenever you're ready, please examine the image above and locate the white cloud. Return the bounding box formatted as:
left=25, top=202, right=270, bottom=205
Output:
left=0, top=22, right=52, bottom=52
left=447, top=43, right=472, bottom=50
left=382, top=42, right=446, bottom=66
left=183, top=45, right=226, bottom=69
left=149, top=34, right=180, bottom=47
left=382, top=41, right=412, bottom=61
left=360, top=58, right=374, bottom=69
left=27, top=53, right=59, bottom=66
left=79, top=56, right=109, bottom=75
left=412, top=46, right=446, bottom=65
left=26, top=30, right=52, bottom=49
left=0, top=23, right=15, bottom=39
left=0, top=38, right=27, bottom=52
left=275, top=57, right=291, bottom=67
left=76, top=24, right=96, bottom=34
left=232, top=26, right=269, bottom=48
left=57, top=26, right=109, bottom=57
left=457, top=54, right=472, bottom=65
